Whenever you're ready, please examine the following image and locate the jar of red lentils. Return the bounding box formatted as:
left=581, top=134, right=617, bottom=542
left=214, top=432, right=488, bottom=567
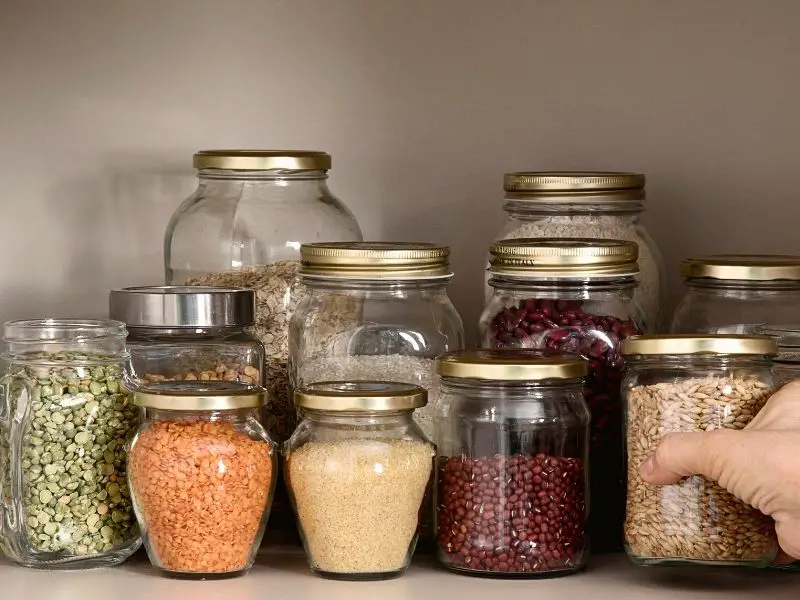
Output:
left=434, top=350, right=590, bottom=578
left=478, top=238, right=645, bottom=553
left=127, top=381, right=277, bottom=578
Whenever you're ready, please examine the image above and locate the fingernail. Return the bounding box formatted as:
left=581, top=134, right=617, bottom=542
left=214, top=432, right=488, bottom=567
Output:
left=641, top=457, right=655, bottom=478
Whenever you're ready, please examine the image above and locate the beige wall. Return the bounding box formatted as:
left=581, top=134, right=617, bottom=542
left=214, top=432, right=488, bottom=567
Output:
left=1, top=0, right=799, bottom=339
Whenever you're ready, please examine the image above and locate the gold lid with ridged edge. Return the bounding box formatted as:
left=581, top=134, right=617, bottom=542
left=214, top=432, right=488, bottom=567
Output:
left=300, top=242, right=452, bottom=279
left=294, top=381, right=427, bottom=411
left=133, top=381, right=266, bottom=411
left=504, top=171, right=645, bottom=203
left=437, top=349, right=588, bottom=381
left=193, top=150, right=331, bottom=171
left=621, top=334, right=777, bottom=357
left=681, top=255, right=800, bottom=281
left=489, top=238, right=639, bottom=277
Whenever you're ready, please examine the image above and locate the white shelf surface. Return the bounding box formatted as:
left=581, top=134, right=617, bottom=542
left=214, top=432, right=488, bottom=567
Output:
left=1, top=553, right=797, bottom=600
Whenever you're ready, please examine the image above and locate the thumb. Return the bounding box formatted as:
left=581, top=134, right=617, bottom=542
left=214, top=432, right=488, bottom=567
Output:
left=641, top=429, right=738, bottom=485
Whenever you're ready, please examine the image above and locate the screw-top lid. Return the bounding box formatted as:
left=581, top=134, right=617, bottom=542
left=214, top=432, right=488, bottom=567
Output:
left=134, top=381, right=266, bottom=410
left=621, top=334, right=777, bottom=356
left=300, top=242, right=452, bottom=279
left=193, top=150, right=331, bottom=171
left=681, top=255, right=800, bottom=281
left=294, top=381, right=427, bottom=411
left=437, top=349, right=588, bottom=381
left=503, top=171, right=645, bottom=203
left=489, top=238, right=639, bottom=278
left=109, top=286, right=256, bottom=328
left=754, top=325, right=800, bottom=350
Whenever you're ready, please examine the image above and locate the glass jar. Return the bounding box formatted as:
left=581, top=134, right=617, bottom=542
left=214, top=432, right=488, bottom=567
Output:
left=290, top=242, right=465, bottom=440
left=128, top=381, right=276, bottom=578
left=671, top=255, right=800, bottom=334
left=0, top=319, right=140, bottom=568
left=109, top=286, right=264, bottom=387
left=164, top=150, right=363, bottom=444
left=285, top=381, right=434, bottom=580
left=479, top=238, right=645, bottom=552
left=434, top=350, right=590, bottom=577
left=621, top=334, right=779, bottom=567
left=756, top=325, right=800, bottom=388
left=489, top=172, right=664, bottom=329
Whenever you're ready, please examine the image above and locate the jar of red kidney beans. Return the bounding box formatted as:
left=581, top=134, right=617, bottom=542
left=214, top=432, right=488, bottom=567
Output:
left=478, top=238, right=646, bottom=553
left=434, top=349, right=590, bottom=578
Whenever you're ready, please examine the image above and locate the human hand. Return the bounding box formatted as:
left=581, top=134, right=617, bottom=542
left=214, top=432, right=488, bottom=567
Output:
left=640, top=381, right=800, bottom=560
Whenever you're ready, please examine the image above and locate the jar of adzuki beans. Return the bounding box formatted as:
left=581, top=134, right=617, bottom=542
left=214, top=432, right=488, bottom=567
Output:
left=434, top=349, right=590, bottom=578
left=478, top=238, right=646, bottom=553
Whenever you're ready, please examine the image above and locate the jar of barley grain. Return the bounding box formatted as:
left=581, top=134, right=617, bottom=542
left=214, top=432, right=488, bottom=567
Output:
left=620, top=334, right=779, bottom=567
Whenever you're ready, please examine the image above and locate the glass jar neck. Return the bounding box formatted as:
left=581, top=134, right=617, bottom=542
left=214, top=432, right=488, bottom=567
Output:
left=301, top=277, right=453, bottom=294
left=503, top=198, right=643, bottom=220
left=685, top=278, right=800, bottom=295
left=146, top=407, right=257, bottom=423
left=127, top=325, right=248, bottom=340
left=2, top=319, right=128, bottom=362
left=625, top=354, right=771, bottom=370
left=302, top=409, right=415, bottom=428
left=441, top=377, right=582, bottom=397
left=198, top=168, right=329, bottom=182
left=488, top=273, right=637, bottom=298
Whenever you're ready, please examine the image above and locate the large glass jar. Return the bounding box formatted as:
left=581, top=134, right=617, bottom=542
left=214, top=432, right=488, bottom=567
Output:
left=164, top=150, right=363, bottom=443
left=479, top=238, right=645, bottom=552
left=128, top=381, right=276, bottom=578
left=0, top=319, right=140, bottom=568
left=671, top=255, right=800, bottom=334
left=434, top=350, right=590, bottom=577
left=621, top=334, right=779, bottom=567
left=109, top=286, right=264, bottom=387
left=285, top=381, right=434, bottom=580
left=489, top=172, right=664, bottom=330
left=290, top=242, right=465, bottom=440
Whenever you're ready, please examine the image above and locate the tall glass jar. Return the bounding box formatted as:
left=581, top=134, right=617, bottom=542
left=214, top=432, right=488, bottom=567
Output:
left=435, top=350, right=590, bottom=577
left=621, top=334, right=779, bottom=567
left=290, top=242, right=465, bottom=440
left=671, top=255, right=800, bottom=334
left=0, top=319, right=140, bottom=568
left=479, top=238, right=645, bottom=552
left=285, top=381, right=434, bottom=580
left=164, top=150, right=363, bottom=443
left=109, top=286, right=264, bottom=387
left=128, top=381, right=276, bottom=578
left=490, top=172, right=664, bottom=329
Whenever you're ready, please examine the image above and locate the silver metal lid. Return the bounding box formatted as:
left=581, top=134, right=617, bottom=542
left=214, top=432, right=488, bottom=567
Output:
left=109, top=286, right=256, bottom=328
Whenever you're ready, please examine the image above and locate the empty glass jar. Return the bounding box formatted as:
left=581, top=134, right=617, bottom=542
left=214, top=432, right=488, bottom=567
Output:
left=621, top=334, right=778, bottom=567
left=0, top=319, right=140, bottom=568
left=435, top=350, right=590, bottom=577
left=109, top=286, right=263, bottom=388
left=490, top=172, right=664, bottom=329
left=128, top=381, right=276, bottom=578
left=671, top=255, right=800, bottom=334
left=756, top=325, right=800, bottom=388
left=286, top=381, right=434, bottom=580
left=479, top=238, right=644, bottom=552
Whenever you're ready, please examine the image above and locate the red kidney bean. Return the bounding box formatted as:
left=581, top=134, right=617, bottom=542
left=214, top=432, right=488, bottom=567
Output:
left=486, top=297, right=640, bottom=553
left=436, top=454, right=586, bottom=576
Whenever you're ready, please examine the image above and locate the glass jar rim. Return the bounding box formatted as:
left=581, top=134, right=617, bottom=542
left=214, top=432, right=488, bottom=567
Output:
left=134, top=381, right=266, bottom=410
left=295, top=381, right=427, bottom=411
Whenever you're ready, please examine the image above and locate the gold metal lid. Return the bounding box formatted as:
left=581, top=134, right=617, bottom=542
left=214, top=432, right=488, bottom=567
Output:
left=504, top=171, right=645, bottom=203
left=294, top=381, right=427, bottom=411
left=134, top=381, right=266, bottom=411
left=437, top=349, right=588, bottom=381
left=489, top=238, right=639, bottom=277
left=193, top=150, right=331, bottom=171
left=681, top=255, right=800, bottom=281
left=300, top=242, right=452, bottom=279
left=621, top=334, right=777, bottom=356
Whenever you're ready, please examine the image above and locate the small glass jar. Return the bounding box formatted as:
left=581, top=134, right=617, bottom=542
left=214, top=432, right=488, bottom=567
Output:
left=128, top=381, right=276, bottom=578
left=109, top=286, right=264, bottom=387
left=757, top=325, right=800, bottom=388
left=0, top=319, right=140, bottom=568
left=479, top=238, right=644, bottom=552
left=621, top=334, right=779, bottom=567
left=489, top=172, right=665, bottom=329
left=285, top=381, right=434, bottom=580
left=289, top=242, right=465, bottom=441
left=434, top=350, right=590, bottom=578
left=165, top=150, right=363, bottom=444
left=671, top=255, right=800, bottom=334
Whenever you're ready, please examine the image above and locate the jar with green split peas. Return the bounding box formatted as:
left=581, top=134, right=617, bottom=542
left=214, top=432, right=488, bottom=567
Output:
left=0, top=319, right=140, bottom=568
left=671, top=255, right=800, bottom=334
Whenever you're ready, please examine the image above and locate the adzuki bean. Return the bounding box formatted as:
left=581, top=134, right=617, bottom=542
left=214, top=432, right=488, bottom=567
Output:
left=487, top=298, right=640, bottom=552
left=436, top=454, right=586, bottom=576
